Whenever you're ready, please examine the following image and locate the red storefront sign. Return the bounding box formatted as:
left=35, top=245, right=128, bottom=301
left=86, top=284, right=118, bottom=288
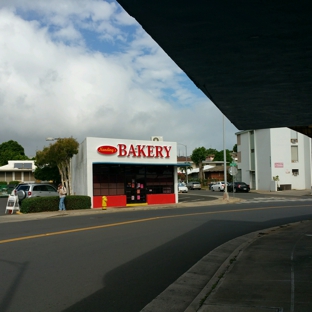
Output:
left=97, top=146, right=117, bottom=155
left=97, top=144, right=172, bottom=158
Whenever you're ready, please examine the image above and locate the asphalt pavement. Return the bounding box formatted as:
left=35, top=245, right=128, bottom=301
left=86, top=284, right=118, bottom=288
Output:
left=141, top=190, right=312, bottom=312
left=1, top=190, right=312, bottom=311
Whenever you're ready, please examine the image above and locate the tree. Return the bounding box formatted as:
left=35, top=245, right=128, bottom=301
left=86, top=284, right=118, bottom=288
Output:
left=191, top=147, right=208, bottom=182
left=35, top=137, right=79, bottom=195
left=232, top=144, right=237, bottom=152
left=0, top=140, right=29, bottom=166
left=213, top=149, right=233, bottom=162
left=34, top=164, right=61, bottom=185
left=206, top=148, right=218, bottom=156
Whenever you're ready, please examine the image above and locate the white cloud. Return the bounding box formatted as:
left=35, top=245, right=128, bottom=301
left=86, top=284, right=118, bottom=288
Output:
left=0, top=1, right=238, bottom=158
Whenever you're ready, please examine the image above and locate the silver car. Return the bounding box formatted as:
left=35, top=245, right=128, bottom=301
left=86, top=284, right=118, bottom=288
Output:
left=15, top=183, right=58, bottom=201
left=186, top=181, right=202, bottom=190
left=178, top=182, right=188, bottom=193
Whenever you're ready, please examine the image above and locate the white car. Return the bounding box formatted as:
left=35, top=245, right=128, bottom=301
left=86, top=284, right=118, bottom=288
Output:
left=211, top=181, right=226, bottom=192
left=178, top=182, right=188, bottom=193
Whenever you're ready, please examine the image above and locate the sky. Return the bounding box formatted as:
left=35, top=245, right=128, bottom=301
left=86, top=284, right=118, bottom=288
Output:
left=0, top=0, right=238, bottom=158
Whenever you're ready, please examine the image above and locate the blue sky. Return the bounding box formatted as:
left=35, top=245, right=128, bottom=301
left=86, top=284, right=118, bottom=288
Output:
left=0, top=0, right=238, bottom=157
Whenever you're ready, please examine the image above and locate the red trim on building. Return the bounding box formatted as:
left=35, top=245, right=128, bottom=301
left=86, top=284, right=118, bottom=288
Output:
left=147, top=194, right=175, bottom=205
left=93, top=194, right=176, bottom=208
left=93, top=195, right=127, bottom=208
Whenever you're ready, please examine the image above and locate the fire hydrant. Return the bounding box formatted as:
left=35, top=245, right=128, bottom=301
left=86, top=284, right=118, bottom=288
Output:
left=102, top=196, right=107, bottom=210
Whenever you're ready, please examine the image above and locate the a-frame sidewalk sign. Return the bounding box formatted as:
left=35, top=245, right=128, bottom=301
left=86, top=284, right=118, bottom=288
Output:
left=5, top=195, right=20, bottom=214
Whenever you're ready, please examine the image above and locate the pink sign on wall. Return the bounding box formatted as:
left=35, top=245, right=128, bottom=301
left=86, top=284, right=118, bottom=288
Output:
left=274, top=162, right=284, bottom=168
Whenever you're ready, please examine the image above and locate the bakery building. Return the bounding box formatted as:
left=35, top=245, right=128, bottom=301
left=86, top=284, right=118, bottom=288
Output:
left=71, top=137, right=184, bottom=208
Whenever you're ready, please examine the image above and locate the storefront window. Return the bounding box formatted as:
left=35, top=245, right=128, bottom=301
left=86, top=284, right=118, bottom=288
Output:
left=93, top=164, right=124, bottom=196
left=93, top=164, right=174, bottom=197
left=146, top=165, right=174, bottom=194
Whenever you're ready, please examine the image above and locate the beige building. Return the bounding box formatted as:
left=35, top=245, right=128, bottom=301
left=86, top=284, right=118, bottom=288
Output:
left=0, top=160, right=36, bottom=183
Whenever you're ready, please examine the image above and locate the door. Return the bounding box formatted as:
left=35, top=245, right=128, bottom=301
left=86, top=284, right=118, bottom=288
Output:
left=125, top=165, right=146, bottom=204
left=125, top=178, right=147, bottom=204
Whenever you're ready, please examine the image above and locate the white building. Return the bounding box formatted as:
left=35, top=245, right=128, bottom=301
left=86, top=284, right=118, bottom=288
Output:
left=236, top=128, right=312, bottom=191
left=71, top=137, right=183, bottom=208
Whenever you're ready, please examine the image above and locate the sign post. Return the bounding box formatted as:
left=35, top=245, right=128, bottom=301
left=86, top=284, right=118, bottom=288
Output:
left=228, top=166, right=238, bottom=196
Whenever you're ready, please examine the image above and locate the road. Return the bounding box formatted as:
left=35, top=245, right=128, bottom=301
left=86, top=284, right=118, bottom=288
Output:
left=179, top=188, right=312, bottom=203
left=1, top=196, right=312, bottom=312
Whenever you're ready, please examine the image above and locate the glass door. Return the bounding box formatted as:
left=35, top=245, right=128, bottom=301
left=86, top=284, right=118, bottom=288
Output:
left=125, top=166, right=146, bottom=204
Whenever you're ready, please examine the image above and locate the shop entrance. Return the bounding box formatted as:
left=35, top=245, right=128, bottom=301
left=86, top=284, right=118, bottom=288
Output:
left=125, top=166, right=147, bottom=204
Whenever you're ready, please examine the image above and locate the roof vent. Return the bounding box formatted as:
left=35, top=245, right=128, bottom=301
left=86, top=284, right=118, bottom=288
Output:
left=151, top=136, right=163, bottom=141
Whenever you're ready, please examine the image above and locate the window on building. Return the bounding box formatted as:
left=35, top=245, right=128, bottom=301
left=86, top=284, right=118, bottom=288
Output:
left=146, top=165, right=174, bottom=194
left=0, top=171, right=13, bottom=182
left=249, top=131, right=254, bottom=149
left=93, top=164, right=125, bottom=196
left=292, top=169, right=299, bottom=176
left=15, top=172, right=22, bottom=181
left=237, top=134, right=241, bottom=145
left=291, top=146, right=298, bottom=162
left=290, top=130, right=298, bottom=143
left=92, top=164, right=174, bottom=196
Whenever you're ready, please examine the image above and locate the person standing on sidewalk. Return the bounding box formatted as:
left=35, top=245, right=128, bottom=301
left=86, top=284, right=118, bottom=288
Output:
left=57, top=183, right=66, bottom=211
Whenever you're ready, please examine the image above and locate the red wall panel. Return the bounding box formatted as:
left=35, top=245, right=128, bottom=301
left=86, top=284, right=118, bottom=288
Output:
left=93, top=195, right=127, bottom=208
left=147, top=194, right=176, bottom=205
left=93, top=194, right=176, bottom=208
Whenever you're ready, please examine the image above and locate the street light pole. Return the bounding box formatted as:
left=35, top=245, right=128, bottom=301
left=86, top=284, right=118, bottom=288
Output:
left=223, top=115, right=229, bottom=200
left=178, top=143, right=188, bottom=183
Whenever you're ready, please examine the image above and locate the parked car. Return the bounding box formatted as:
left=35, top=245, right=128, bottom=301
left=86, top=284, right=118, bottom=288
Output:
left=178, top=182, right=188, bottom=193
left=186, top=181, right=201, bottom=190
left=14, top=183, right=58, bottom=202
left=208, top=182, right=217, bottom=190
left=228, top=182, right=250, bottom=193
left=211, top=181, right=226, bottom=192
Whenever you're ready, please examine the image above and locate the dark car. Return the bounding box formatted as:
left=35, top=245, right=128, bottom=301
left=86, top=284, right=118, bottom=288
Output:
left=227, top=182, right=250, bottom=193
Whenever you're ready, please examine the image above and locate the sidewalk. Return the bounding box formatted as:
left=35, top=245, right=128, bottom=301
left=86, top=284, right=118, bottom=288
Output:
left=252, top=189, right=312, bottom=197
left=194, top=220, right=312, bottom=312
left=141, top=220, right=312, bottom=312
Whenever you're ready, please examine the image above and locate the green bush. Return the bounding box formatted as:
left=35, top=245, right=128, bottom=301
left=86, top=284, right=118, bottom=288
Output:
left=0, top=181, right=7, bottom=185
left=20, top=195, right=91, bottom=213
left=9, top=181, right=20, bottom=185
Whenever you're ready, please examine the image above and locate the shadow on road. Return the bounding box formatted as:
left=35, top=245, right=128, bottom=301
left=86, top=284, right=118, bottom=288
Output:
left=62, top=214, right=312, bottom=312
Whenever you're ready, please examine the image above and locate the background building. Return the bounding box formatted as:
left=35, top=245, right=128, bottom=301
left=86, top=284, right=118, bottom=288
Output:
left=0, top=160, right=36, bottom=183
left=236, top=128, right=312, bottom=191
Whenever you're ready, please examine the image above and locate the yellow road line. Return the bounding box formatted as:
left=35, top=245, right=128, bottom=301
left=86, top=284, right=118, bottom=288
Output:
left=0, top=204, right=311, bottom=244
left=0, top=217, right=159, bottom=244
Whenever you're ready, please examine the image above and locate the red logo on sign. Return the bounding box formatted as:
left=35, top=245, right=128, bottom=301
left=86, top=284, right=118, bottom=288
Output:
left=97, top=146, right=117, bottom=155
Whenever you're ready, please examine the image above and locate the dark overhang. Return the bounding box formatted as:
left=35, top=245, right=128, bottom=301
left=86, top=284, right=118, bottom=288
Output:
left=117, top=0, right=312, bottom=137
